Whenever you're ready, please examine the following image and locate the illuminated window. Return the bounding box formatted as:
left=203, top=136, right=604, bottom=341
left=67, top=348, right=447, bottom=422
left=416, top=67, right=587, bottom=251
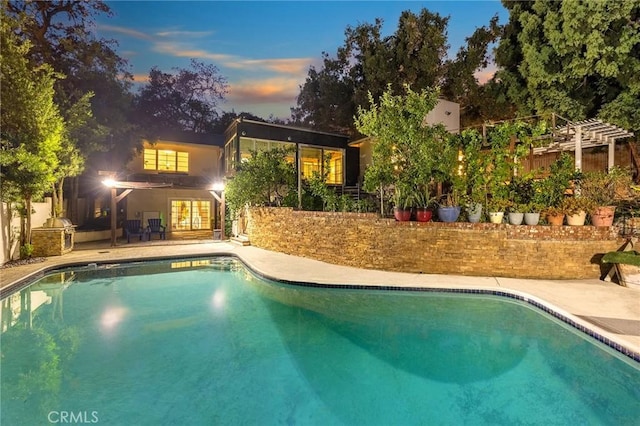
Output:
left=301, top=146, right=322, bottom=178
left=301, top=146, right=343, bottom=184
left=239, top=138, right=253, bottom=163
left=143, top=149, right=157, bottom=170
left=170, top=200, right=211, bottom=231
left=143, top=149, right=189, bottom=172
left=324, top=149, right=343, bottom=185
left=238, top=137, right=296, bottom=165
left=177, top=152, right=189, bottom=172
left=271, top=141, right=296, bottom=163
left=158, top=150, right=176, bottom=171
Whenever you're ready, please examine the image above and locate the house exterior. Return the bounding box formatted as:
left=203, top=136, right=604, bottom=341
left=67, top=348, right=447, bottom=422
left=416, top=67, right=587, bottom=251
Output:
left=122, top=133, right=224, bottom=234
left=348, top=98, right=461, bottom=184
left=223, top=118, right=358, bottom=186
left=74, top=131, right=225, bottom=238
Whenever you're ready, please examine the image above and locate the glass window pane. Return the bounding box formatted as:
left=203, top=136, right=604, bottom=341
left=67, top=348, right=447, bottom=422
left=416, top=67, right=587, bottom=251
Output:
left=324, top=149, right=343, bottom=185
left=158, top=150, right=176, bottom=171
left=171, top=200, right=191, bottom=231
left=239, top=137, right=254, bottom=164
left=255, top=139, right=269, bottom=152
left=301, top=147, right=322, bottom=179
left=177, top=152, right=189, bottom=172
left=192, top=201, right=211, bottom=230
left=143, top=149, right=157, bottom=170
left=271, top=141, right=296, bottom=163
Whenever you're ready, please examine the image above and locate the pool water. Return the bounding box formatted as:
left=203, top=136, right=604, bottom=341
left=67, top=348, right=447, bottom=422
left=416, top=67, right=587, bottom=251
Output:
left=1, top=257, right=639, bottom=425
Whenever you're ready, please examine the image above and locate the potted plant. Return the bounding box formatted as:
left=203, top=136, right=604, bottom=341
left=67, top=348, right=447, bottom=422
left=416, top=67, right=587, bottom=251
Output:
left=487, top=197, right=511, bottom=224
left=437, top=192, right=462, bottom=223
left=581, top=167, right=633, bottom=227
left=523, top=202, right=545, bottom=225
left=602, top=250, right=640, bottom=289
left=414, top=186, right=436, bottom=222
left=536, top=154, right=577, bottom=223
left=507, top=203, right=526, bottom=225
left=458, top=129, right=486, bottom=223
left=562, top=196, right=595, bottom=226
left=465, top=196, right=484, bottom=223
left=544, top=205, right=566, bottom=226
left=391, top=185, right=413, bottom=221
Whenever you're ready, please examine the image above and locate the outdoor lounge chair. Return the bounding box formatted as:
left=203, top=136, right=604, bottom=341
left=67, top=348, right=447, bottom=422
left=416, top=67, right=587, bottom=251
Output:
left=124, top=219, right=147, bottom=243
left=147, top=218, right=166, bottom=240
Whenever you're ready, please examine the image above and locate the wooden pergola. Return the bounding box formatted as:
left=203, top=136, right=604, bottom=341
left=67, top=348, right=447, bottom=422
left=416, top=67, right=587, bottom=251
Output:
left=532, top=118, right=635, bottom=171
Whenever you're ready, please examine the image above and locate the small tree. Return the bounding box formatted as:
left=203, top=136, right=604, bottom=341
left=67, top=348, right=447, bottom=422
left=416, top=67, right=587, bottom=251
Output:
left=225, top=147, right=297, bottom=215
left=355, top=84, right=448, bottom=213
left=1, top=13, right=64, bottom=251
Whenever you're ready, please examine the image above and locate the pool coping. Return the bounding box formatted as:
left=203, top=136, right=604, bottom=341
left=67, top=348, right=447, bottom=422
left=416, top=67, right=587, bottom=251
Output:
left=2, top=247, right=639, bottom=364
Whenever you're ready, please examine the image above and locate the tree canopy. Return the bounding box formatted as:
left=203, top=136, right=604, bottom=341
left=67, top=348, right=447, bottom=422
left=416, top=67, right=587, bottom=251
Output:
left=134, top=59, right=229, bottom=136
left=355, top=84, right=454, bottom=196
left=494, top=0, right=640, bottom=133
left=7, top=0, right=134, bottom=156
left=292, top=8, right=502, bottom=135
left=1, top=11, right=65, bottom=245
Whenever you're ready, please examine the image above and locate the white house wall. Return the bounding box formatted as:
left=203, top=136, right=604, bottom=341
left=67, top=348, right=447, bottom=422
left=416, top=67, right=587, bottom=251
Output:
left=1, top=199, right=52, bottom=264
left=423, top=99, right=460, bottom=134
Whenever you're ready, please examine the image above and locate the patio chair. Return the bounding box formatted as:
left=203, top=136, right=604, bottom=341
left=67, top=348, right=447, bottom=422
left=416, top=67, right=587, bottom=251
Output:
left=124, top=219, right=147, bottom=243
left=147, top=218, right=166, bottom=240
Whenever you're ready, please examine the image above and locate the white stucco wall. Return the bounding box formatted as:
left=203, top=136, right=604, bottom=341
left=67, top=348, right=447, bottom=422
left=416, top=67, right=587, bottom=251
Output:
left=423, top=98, right=461, bottom=134
left=1, top=198, right=52, bottom=264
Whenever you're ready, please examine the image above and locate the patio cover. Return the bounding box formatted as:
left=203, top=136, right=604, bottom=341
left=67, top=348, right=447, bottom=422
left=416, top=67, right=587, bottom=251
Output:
left=105, top=181, right=173, bottom=246
left=532, top=119, right=634, bottom=171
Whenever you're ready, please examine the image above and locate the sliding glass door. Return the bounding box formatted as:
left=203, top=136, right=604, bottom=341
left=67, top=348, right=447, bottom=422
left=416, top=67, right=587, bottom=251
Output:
left=170, top=200, right=211, bottom=231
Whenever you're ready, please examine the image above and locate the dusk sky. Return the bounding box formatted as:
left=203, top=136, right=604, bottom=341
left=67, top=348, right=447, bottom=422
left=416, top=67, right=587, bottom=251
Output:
left=97, top=1, right=508, bottom=120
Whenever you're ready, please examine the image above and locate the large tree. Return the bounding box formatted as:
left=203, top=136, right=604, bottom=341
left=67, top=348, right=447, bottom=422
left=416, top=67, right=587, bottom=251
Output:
left=6, top=0, right=135, bottom=221
left=440, top=15, right=511, bottom=127
left=494, top=0, right=640, bottom=132
left=292, top=8, right=503, bottom=134
left=134, top=59, right=228, bottom=136
left=1, top=13, right=64, bottom=249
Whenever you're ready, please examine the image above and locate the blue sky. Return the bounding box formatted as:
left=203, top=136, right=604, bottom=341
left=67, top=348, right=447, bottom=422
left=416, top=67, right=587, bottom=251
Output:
left=97, top=1, right=508, bottom=119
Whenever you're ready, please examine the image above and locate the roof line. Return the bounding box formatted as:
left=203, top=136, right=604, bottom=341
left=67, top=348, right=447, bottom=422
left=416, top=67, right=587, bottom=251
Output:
left=239, top=118, right=349, bottom=139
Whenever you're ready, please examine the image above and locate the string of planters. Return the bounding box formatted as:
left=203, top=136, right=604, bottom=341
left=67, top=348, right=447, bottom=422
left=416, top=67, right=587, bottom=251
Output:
left=355, top=84, right=637, bottom=226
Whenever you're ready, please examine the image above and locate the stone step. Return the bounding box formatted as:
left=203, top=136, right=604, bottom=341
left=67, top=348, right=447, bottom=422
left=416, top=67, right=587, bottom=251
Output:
left=231, top=235, right=251, bottom=246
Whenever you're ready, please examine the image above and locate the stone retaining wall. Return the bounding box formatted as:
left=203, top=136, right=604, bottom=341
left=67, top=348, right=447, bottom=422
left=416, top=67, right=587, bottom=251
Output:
left=246, top=207, right=624, bottom=279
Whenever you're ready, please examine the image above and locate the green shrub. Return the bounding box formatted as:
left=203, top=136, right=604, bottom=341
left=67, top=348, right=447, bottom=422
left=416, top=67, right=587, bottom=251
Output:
left=20, top=243, right=34, bottom=259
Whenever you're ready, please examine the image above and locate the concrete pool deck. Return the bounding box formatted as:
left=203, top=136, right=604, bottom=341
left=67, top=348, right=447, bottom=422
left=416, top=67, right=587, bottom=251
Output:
left=1, top=239, right=639, bottom=358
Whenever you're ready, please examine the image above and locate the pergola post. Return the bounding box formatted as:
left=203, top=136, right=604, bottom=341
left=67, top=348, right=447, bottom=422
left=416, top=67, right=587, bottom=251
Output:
left=209, top=182, right=225, bottom=240
left=608, top=140, right=615, bottom=171
left=575, top=126, right=582, bottom=172
left=110, top=187, right=117, bottom=246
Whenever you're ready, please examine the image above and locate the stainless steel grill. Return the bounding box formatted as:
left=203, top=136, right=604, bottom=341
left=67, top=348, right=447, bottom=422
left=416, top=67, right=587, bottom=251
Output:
left=44, top=217, right=74, bottom=230
left=42, top=217, right=75, bottom=250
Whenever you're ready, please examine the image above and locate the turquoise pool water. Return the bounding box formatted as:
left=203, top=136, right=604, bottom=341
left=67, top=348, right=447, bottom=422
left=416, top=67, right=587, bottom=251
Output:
left=1, top=257, right=639, bottom=425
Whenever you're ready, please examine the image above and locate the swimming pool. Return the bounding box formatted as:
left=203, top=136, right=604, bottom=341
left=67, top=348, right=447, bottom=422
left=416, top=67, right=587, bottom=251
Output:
left=1, top=257, right=639, bottom=425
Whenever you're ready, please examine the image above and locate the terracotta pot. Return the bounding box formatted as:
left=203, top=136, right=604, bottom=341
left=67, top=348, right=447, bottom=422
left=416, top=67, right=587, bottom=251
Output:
left=566, top=211, right=587, bottom=226
left=547, top=213, right=565, bottom=226
left=394, top=207, right=412, bottom=222
left=591, top=206, right=616, bottom=227
left=415, top=208, right=432, bottom=222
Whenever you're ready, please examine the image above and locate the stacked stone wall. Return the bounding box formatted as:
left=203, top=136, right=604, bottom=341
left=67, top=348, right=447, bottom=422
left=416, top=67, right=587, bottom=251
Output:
left=246, top=207, right=623, bottom=279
